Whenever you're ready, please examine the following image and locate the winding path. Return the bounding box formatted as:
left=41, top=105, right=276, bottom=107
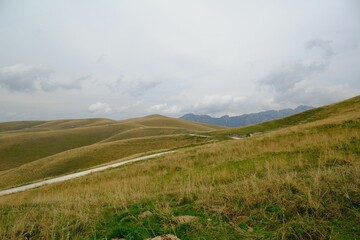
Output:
left=0, top=151, right=175, bottom=196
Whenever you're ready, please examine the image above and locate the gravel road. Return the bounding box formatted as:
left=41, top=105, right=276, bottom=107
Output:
left=0, top=151, right=175, bottom=196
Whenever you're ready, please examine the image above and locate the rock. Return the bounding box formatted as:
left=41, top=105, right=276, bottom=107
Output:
left=138, top=210, right=153, bottom=218
left=172, top=215, right=198, bottom=224
left=150, top=234, right=180, bottom=240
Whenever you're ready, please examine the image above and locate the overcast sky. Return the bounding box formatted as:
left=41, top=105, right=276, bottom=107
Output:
left=0, top=0, right=359, bottom=121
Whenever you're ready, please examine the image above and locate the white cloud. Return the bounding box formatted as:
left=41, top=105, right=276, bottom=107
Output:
left=0, top=64, right=89, bottom=92
left=103, top=74, right=162, bottom=96
left=259, top=60, right=328, bottom=92
left=272, top=82, right=355, bottom=107
left=147, top=103, right=182, bottom=115
left=0, top=1, right=359, bottom=121
left=88, top=102, right=112, bottom=114
left=0, top=64, right=52, bottom=92
left=305, top=39, right=333, bottom=58
left=147, top=94, right=246, bottom=116
left=191, top=94, right=245, bottom=115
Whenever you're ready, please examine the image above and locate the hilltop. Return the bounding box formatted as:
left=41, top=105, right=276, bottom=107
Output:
left=0, top=115, right=223, bottom=189
left=0, top=95, right=359, bottom=239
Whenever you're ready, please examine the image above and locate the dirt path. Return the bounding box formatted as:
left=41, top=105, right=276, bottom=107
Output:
left=188, top=134, right=210, bottom=138
left=0, top=151, right=175, bottom=196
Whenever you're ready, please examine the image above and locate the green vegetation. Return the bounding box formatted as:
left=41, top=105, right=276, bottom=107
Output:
left=0, top=96, right=359, bottom=239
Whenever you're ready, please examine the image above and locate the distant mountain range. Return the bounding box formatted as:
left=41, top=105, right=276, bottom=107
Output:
left=180, top=105, right=313, bottom=127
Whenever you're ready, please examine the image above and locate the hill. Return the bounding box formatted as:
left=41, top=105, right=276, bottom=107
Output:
left=210, top=95, right=360, bottom=138
left=0, top=95, right=359, bottom=239
left=0, top=115, right=222, bottom=189
left=180, top=105, right=313, bottom=127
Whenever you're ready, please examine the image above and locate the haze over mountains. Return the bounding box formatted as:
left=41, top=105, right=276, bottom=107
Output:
left=181, top=105, right=313, bottom=127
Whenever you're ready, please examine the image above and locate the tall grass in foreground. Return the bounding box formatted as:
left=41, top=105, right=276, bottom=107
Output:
left=0, top=116, right=359, bottom=239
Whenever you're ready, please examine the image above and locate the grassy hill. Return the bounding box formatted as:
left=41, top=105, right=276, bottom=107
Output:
left=0, top=96, right=359, bottom=239
left=0, top=115, right=222, bottom=189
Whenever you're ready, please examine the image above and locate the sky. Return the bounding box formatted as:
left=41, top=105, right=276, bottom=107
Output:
left=0, top=0, right=359, bottom=121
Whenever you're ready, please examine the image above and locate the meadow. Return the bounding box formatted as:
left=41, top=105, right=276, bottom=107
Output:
left=0, top=96, right=359, bottom=239
left=0, top=115, right=221, bottom=189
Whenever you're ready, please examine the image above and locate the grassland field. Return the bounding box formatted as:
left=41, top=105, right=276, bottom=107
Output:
left=0, top=115, right=223, bottom=189
left=0, top=96, right=359, bottom=239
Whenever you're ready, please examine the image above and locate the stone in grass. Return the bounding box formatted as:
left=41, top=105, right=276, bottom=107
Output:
left=172, top=215, right=198, bottom=224
left=149, top=234, right=180, bottom=240
left=138, top=210, right=153, bottom=218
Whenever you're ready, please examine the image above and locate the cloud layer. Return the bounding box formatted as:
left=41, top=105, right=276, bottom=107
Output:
left=0, top=64, right=52, bottom=92
left=0, top=1, right=359, bottom=121
left=0, top=64, right=89, bottom=92
left=88, top=102, right=112, bottom=114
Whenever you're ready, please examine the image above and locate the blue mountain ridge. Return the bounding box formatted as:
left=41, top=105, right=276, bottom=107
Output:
left=180, top=105, right=313, bottom=127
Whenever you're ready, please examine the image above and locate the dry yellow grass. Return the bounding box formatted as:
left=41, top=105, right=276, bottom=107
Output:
left=121, top=114, right=225, bottom=131
left=101, top=127, right=191, bottom=142
left=0, top=115, right=222, bottom=190
left=0, top=96, right=359, bottom=239
left=0, top=134, right=213, bottom=189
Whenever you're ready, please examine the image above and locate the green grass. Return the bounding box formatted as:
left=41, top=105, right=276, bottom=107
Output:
left=0, top=121, right=46, bottom=132
left=0, top=96, right=359, bottom=239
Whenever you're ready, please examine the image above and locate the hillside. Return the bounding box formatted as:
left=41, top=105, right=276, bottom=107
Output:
left=210, top=95, right=360, bottom=138
left=0, top=96, right=359, bottom=239
left=181, top=105, right=313, bottom=127
left=0, top=115, right=222, bottom=189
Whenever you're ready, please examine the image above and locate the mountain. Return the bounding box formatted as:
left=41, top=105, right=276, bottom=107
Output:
left=180, top=105, right=313, bottom=127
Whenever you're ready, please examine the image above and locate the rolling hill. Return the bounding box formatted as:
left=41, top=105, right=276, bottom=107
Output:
left=0, top=115, right=223, bottom=189
left=0, top=95, right=359, bottom=239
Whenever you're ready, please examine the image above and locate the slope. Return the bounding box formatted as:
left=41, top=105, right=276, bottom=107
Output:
left=0, top=96, right=359, bottom=239
left=0, top=115, right=221, bottom=189
left=122, top=114, right=225, bottom=131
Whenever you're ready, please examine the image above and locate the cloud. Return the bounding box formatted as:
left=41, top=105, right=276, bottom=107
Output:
left=0, top=64, right=89, bottom=92
left=259, top=60, right=328, bottom=91
left=88, top=102, right=112, bottom=114
left=254, top=38, right=354, bottom=108
left=128, top=79, right=162, bottom=96
left=0, top=64, right=52, bottom=92
left=148, top=94, right=245, bottom=116
left=104, top=74, right=162, bottom=96
left=40, top=74, right=91, bottom=92
left=305, top=39, right=333, bottom=58
left=191, top=94, right=244, bottom=115
left=147, top=103, right=182, bottom=115
left=260, top=38, right=335, bottom=93
left=272, top=82, right=355, bottom=107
